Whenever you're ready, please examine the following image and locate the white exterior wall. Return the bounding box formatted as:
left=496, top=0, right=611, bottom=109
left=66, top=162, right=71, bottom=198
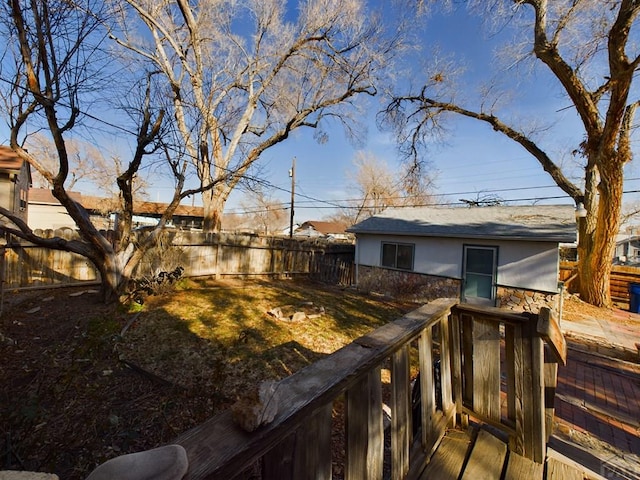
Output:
left=28, top=204, right=77, bottom=230
left=355, top=234, right=560, bottom=293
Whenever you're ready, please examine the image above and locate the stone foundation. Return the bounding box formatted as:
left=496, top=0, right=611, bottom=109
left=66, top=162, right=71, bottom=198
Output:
left=356, top=266, right=559, bottom=313
left=357, top=266, right=461, bottom=303
left=496, top=286, right=559, bottom=313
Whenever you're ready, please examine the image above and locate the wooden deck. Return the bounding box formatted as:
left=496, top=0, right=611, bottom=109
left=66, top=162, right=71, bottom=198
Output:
left=417, top=426, right=602, bottom=480
left=172, top=300, right=581, bottom=480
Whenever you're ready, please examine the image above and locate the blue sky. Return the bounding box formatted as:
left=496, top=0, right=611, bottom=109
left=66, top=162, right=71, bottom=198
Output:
left=219, top=4, right=640, bottom=223
left=4, top=3, right=639, bottom=224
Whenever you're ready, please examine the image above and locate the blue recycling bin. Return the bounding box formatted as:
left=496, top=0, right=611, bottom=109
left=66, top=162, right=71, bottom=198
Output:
left=629, top=283, right=640, bottom=313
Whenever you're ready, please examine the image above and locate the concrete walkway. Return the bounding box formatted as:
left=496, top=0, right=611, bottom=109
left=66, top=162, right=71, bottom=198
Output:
left=552, top=307, right=640, bottom=479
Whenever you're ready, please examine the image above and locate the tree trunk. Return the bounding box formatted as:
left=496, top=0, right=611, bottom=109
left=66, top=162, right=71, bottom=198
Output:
left=577, top=157, right=624, bottom=308
left=202, top=186, right=228, bottom=233
left=96, top=253, right=127, bottom=303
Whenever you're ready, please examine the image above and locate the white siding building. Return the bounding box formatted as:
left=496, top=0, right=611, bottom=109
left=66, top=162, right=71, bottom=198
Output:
left=348, top=205, right=576, bottom=312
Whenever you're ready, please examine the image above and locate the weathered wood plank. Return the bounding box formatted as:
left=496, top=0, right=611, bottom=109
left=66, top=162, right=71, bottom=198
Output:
left=537, top=307, right=567, bottom=365
left=346, top=368, right=383, bottom=480
left=530, top=323, right=546, bottom=464
left=174, top=300, right=456, bottom=479
left=504, top=450, right=544, bottom=480
left=356, top=299, right=455, bottom=351
left=449, top=311, right=464, bottom=425
left=545, top=456, right=584, bottom=480
left=505, top=325, right=516, bottom=424
left=292, top=404, right=333, bottom=480
left=454, top=303, right=531, bottom=324
left=391, top=346, right=411, bottom=480
left=472, top=318, right=501, bottom=422
left=521, top=321, right=536, bottom=460
left=460, top=429, right=508, bottom=480
left=461, top=314, right=474, bottom=412
left=418, top=327, right=435, bottom=450
left=439, top=313, right=454, bottom=418
left=510, top=323, right=526, bottom=457
left=262, top=433, right=296, bottom=479
left=419, top=429, right=471, bottom=480
left=544, top=357, right=559, bottom=443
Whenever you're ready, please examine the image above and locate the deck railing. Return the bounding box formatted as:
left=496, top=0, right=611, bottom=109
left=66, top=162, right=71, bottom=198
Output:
left=173, top=298, right=565, bottom=479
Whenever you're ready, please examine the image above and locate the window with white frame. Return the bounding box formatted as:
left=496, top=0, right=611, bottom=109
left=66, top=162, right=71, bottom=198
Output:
left=381, top=242, right=414, bottom=270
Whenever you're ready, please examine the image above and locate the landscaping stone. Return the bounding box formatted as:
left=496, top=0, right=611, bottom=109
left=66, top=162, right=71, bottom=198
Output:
left=290, top=311, right=307, bottom=322
left=84, top=444, right=188, bottom=480
left=231, top=380, right=280, bottom=432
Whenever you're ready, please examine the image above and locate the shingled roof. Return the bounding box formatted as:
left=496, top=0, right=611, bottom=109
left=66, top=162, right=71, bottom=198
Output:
left=298, top=220, right=348, bottom=235
left=348, top=205, right=576, bottom=243
left=29, top=188, right=204, bottom=218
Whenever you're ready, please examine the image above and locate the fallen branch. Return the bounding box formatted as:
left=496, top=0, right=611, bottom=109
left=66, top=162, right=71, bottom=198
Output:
left=120, top=359, right=183, bottom=390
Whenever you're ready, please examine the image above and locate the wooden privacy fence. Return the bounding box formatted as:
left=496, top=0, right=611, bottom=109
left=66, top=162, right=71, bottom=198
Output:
left=172, top=299, right=565, bottom=479
left=0, top=230, right=355, bottom=289
left=560, top=260, right=640, bottom=304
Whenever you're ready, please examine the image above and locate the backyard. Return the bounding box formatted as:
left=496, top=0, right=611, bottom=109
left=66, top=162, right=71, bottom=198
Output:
left=0, top=278, right=418, bottom=479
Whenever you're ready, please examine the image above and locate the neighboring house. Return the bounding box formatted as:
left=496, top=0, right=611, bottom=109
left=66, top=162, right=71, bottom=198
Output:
left=28, top=188, right=205, bottom=231
left=295, top=220, right=350, bottom=240
left=348, top=204, right=576, bottom=312
left=0, top=146, right=31, bottom=224
left=28, top=188, right=85, bottom=230
left=614, top=234, right=640, bottom=265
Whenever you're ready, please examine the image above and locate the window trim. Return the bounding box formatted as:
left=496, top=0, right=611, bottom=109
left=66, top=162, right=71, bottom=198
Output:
left=381, top=241, right=415, bottom=271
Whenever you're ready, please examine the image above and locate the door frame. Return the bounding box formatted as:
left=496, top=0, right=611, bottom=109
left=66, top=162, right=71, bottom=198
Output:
left=461, top=244, right=498, bottom=305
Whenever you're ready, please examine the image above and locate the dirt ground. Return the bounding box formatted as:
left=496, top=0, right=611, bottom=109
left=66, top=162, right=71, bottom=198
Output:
left=0, top=280, right=418, bottom=479
left=0, top=282, right=632, bottom=479
left=0, top=286, right=207, bottom=478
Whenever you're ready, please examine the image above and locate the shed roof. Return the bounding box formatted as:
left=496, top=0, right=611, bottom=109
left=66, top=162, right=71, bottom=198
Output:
left=348, top=205, right=577, bottom=243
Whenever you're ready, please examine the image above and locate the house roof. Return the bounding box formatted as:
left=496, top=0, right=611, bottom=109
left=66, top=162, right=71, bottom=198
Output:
left=0, top=146, right=26, bottom=172
left=298, top=220, right=348, bottom=235
left=29, top=188, right=83, bottom=204
left=348, top=205, right=577, bottom=243
left=29, top=188, right=204, bottom=218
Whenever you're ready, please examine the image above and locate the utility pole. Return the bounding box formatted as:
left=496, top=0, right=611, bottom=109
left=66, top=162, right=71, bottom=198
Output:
left=289, top=157, right=296, bottom=238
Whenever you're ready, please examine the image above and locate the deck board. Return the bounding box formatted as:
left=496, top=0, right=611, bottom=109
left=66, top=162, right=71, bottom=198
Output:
left=417, top=426, right=598, bottom=480
left=460, top=429, right=508, bottom=480
left=546, top=455, right=585, bottom=480
left=419, top=429, right=471, bottom=479
left=504, top=451, right=544, bottom=480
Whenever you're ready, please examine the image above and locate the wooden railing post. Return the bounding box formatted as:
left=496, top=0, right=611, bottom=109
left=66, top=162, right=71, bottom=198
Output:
left=418, top=327, right=435, bottom=450
left=439, top=312, right=454, bottom=423
left=293, top=404, right=333, bottom=480
left=449, top=310, right=465, bottom=428
left=391, top=345, right=411, bottom=479
left=529, top=318, right=546, bottom=463
left=471, top=317, right=501, bottom=422
left=346, top=367, right=384, bottom=480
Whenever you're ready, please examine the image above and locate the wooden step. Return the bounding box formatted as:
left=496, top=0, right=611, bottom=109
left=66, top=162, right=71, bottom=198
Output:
left=460, top=429, right=508, bottom=480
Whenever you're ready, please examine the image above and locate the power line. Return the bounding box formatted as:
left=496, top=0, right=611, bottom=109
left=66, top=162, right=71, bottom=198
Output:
left=5, top=75, right=640, bottom=218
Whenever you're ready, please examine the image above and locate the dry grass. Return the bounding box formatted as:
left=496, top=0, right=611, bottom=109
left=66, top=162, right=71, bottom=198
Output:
left=1, top=278, right=418, bottom=479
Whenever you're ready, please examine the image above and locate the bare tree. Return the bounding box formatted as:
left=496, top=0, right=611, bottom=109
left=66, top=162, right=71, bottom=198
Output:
left=25, top=134, right=149, bottom=201
left=383, top=0, right=640, bottom=307
left=339, top=150, right=437, bottom=225
left=109, top=0, right=398, bottom=232
left=0, top=0, right=215, bottom=302
left=240, top=188, right=287, bottom=235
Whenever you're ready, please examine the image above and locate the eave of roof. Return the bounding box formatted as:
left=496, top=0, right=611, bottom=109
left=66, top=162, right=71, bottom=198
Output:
left=347, top=205, right=577, bottom=243
left=0, top=146, right=26, bottom=172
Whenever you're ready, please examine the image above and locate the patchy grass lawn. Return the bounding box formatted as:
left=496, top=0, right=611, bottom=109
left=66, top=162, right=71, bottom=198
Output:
left=1, top=278, right=418, bottom=479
